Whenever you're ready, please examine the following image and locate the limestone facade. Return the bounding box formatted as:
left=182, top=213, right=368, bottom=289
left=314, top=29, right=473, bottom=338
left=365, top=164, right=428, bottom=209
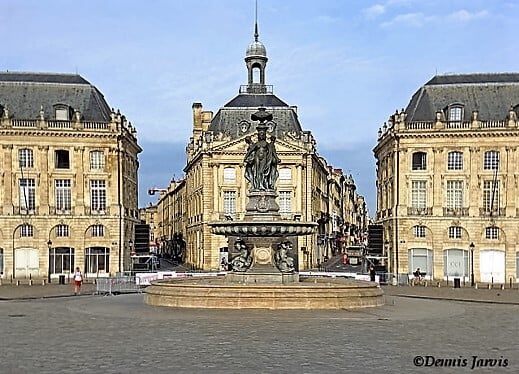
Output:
left=145, top=26, right=368, bottom=271
left=0, top=72, right=141, bottom=280
left=374, top=73, right=519, bottom=284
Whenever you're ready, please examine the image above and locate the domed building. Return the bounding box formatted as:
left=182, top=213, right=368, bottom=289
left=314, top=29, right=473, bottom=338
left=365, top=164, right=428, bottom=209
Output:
left=152, top=22, right=368, bottom=271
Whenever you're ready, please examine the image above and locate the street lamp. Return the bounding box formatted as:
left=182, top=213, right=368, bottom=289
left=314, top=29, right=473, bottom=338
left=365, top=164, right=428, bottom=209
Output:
left=469, top=242, right=475, bottom=287
left=47, top=239, right=52, bottom=284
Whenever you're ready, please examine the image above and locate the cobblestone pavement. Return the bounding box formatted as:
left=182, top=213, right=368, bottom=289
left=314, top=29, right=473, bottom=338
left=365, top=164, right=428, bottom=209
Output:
left=0, top=284, right=517, bottom=373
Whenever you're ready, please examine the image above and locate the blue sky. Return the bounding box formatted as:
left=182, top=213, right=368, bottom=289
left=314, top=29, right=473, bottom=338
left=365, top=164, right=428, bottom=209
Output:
left=2, top=0, right=517, bottom=215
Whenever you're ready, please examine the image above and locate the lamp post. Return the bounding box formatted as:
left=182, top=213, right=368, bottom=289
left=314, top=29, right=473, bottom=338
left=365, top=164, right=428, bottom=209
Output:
left=470, top=242, right=475, bottom=287
left=47, top=239, right=52, bottom=284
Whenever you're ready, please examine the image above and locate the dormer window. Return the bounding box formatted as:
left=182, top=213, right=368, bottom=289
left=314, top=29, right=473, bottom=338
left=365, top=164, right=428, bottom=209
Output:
left=53, top=104, right=71, bottom=120
left=448, top=104, right=464, bottom=125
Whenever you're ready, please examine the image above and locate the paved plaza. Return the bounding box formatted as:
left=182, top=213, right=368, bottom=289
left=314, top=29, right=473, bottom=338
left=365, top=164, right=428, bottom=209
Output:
left=0, top=284, right=517, bottom=373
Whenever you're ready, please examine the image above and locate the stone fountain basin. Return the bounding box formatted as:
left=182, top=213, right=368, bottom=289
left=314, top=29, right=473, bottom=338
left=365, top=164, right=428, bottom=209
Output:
left=210, top=220, right=317, bottom=236
left=145, top=276, right=384, bottom=310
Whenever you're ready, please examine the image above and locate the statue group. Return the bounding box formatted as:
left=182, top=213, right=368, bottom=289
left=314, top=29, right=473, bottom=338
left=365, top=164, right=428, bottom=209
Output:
left=244, top=124, right=280, bottom=191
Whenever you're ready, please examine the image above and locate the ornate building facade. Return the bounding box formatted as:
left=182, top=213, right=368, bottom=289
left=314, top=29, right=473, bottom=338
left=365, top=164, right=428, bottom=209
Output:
left=0, top=72, right=141, bottom=280
left=147, top=25, right=368, bottom=271
left=374, top=73, right=519, bottom=284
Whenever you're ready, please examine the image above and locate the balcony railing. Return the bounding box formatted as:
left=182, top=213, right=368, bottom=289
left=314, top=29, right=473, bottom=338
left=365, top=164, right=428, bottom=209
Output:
left=14, top=206, right=38, bottom=215
left=443, top=207, right=469, bottom=217
left=407, top=207, right=432, bottom=216
left=479, top=208, right=504, bottom=217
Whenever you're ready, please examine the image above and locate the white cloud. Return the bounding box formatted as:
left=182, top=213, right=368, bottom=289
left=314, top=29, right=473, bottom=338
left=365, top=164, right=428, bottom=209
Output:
left=364, top=4, right=386, bottom=19
left=447, top=9, right=489, bottom=22
left=381, top=12, right=434, bottom=27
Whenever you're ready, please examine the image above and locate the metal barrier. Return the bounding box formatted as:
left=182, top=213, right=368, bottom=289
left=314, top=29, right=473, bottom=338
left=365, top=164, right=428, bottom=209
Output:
left=95, top=276, right=142, bottom=295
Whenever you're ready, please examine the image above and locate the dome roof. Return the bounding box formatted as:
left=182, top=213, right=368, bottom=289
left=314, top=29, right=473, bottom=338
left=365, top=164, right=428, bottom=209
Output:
left=246, top=40, right=267, bottom=58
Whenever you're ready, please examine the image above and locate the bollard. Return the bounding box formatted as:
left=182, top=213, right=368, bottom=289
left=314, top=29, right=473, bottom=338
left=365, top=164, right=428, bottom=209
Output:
left=475, top=283, right=478, bottom=289
left=501, top=284, right=504, bottom=290
left=510, top=277, right=513, bottom=289
left=488, top=283, right=491, bottom=289
left=16, top=280, right=20, bottom=286
left=29, top=279, right=33, bottom=286
left=437, top=281, right=441, bottom=287
left=42, top=279, right=46, bottom=286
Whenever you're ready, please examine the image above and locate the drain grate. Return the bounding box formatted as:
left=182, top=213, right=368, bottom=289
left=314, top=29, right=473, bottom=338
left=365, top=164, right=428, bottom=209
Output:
left=8, top=314, right=26, bottom=318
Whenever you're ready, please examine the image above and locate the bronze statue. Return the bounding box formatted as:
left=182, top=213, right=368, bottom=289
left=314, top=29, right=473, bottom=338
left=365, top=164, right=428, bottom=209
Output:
left=230, top=239, right=253, bottom=272
left=244, top=124, right=280, bottom=191
left=274, top=240, right=295, bottom=273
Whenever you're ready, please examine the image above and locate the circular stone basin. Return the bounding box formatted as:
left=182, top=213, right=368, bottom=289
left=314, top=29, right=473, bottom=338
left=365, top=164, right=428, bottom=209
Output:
left=145, top=276, right=384, bottom=310
left=210, top=220, right=317, bottom=237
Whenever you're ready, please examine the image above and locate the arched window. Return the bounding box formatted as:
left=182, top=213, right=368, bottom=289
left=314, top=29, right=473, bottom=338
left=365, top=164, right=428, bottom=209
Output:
left=20, top=224, right=34, bottom=237
left=413, top=225, right=426, bottom=238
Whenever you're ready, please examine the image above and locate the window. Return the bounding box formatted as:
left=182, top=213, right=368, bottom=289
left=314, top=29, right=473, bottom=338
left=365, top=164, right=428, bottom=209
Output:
left=223, top=167, right=236, bottom=182
left=413, top=225, right=426, bottom=238
left=55, top=179, right=71, bottom=213
left=85, top=247, right=110, bottom=273
left=483, top=180, right=500, bottom=214
left=0, top=249, right=3, bottom=275
left=443, top=249, right=469, bottom=278
left=55, top=150, right=70, bottom=169
left=448, top=226, right=462, bottom=239
left=90, top=151, right=105, bottom=170
left=223, top=191, right=236, bottom=218
left=412, top=152, right=427, bottom=170
left=91, top=224, right=104, bottom=237
left=56, top=224, right=69, bottom=237
left=446, top=180, right=463, bottom=209
left=279, top=168, right=292, bottom=182
left=19, top=148, right=34, bottom=169
left=90, top=180, right=106, bottom=212
left=484, top=151, right=499, bottom=170
left=408, top=248, right=433, bottom=276
left=516, top=252, right=519, bottom=280
left=449, top=106, right=463, bottom=123
left=278, top=191, right=291, bottom=213
left=49, top=247, right=74, bottom=274
left=19, top=178, right=36, bottom=213
left=485, top=226, right=499, bottom=240
left=54, top=106, right=69, bottom=120
left=447, top=151, right=463, bottom=170
left=20, top=224, right=33, bottom=237
left=411, top=180, right=427, bottom=209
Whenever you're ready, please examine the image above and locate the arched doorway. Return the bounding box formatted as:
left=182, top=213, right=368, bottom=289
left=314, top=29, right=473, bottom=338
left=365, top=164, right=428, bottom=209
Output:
left=14, top=247, right=39, bottom=278
left=480, top=250, right=505, bottom=283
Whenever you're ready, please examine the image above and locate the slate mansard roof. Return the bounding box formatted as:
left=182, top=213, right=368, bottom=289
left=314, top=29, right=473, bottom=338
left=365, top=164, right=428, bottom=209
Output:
left=0, top=72, right=112, bottom=121
left=208, top=92, right=303, bottom=140
left=405, top=73, right=519, bottom=122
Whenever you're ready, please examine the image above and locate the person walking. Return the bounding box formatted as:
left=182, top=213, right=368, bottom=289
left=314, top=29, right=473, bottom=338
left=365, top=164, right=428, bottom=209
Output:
left=73, top=267, right=83, bottom=295
left=369, top=265, right=376, bottom=282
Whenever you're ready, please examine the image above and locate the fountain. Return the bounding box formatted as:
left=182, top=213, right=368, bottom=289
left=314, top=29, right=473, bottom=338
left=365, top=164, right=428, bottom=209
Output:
left=145, top=108, right=384, bottom=309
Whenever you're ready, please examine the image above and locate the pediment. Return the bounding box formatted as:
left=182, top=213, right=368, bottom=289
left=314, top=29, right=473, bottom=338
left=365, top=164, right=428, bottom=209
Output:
left=211, top=134, right=307, bottom=154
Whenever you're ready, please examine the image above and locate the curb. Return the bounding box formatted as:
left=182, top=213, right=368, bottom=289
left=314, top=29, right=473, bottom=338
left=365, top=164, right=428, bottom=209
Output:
left=390, top=293, right=519, bottom=305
